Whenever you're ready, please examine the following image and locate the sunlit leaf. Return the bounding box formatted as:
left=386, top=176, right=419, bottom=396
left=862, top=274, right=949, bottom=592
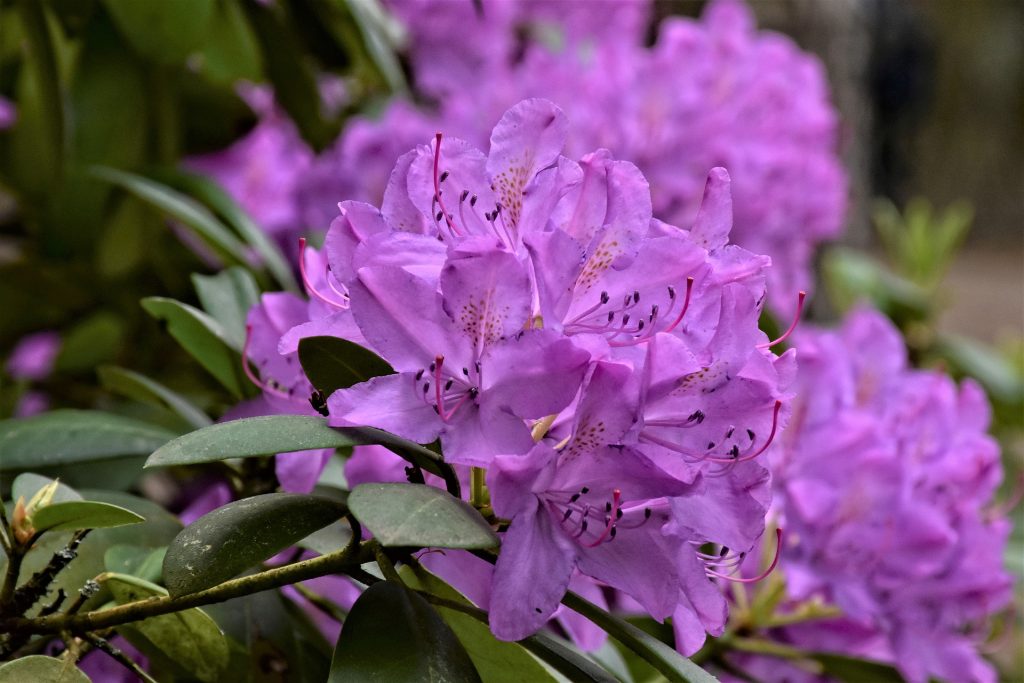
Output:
left=31, top=500, right=144, bottom=532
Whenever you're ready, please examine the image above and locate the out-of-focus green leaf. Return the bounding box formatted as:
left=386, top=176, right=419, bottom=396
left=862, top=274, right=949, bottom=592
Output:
left=152, top=168, right=299, bottom=293
left=0, top=410, right=177, bottom=470
left=98, top=365, right=213, bottom=430
left=299, top=336, right=394, bottom=396
left=822, top=247, right=931, bottom=317
left=91, top=166, right=250, bottom=267
left=96, top=198, right=154, bottom=278
left=242, top=1, right=336, bottom=150
left=192, top=267, right=261, bottom=350
left=104, top=545, right=167, bottom=584
left=342, top=0, right=407, bottom=93
left=54, top=311, right=124, bottom=373
left=31, top=500, right=144, bottom=532
left=106, top=573, right=230, bottom=683
left=141, top=296, right=247, bottom=398
left=9, top=0, right=63, bottom=196
left=102, top=0, right=214, bottom=64
left=0, top=655, right=90, bottom=682
left=163, top=493, right=349, bottom=596
left=936, top=333, right=1024, bottom=404
left=349, top=483, right=498, bottom=550
left=329, top=580, right=482, bottom=683
left=199, top=0, right=263, bottom=84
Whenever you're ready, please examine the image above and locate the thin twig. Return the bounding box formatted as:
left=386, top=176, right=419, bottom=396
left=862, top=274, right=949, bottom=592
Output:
left=82, top=633, right=158, bottom=683
left=292, top=583, right=347, bottom=623
left=7, top=530, right=90, bottom=617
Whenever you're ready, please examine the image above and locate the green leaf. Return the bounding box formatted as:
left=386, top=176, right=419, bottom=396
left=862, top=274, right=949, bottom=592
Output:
left=157, top=169, right=299, bottom=293
left=102, top=0, right=214, bottom=64
left=98, top=365, right=213, bottom=431
left=141, top=296, right=247, bottom=398
left=90, top=166, right=250, bottom=267
left=163, top=493, right=349, bottom=596
left=401, top=566, right=560, bottom=683
left=562, top=591, right=718, bottom=683
left=329, top=580, right=482, bottom=683
left=144, top=415, right=459, bottom=493
left=11, top=473, right=82, bottom=504
left=199, top=0, right=263, bottom=85
left=31, top=500, right=144, bottom=532
left=242, top=1, right=335, bottom=150
left=0, top=410, right=177, bottom=470
left=349, top=483, right=498, bottom=550
left=105, top=573, right=230, bottom=683
left=54, top=311, right=124, bottom=374
left=811, top=653, right=905, bottom=683
left=0, top=655, right=89, bottom=683
left=105, top=545, right=167, bottom=584
left=342, top=0, right=408, bottom=93
left=192, top=267, right=261, bottom=350
left=299, top=336, right=394, bottom=396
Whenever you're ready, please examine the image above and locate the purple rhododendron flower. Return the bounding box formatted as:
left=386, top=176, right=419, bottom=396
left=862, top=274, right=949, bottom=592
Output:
left=6, top=331, right=61, bottom=381
left=0, top=95, right=16, bottom=130
left=755, top=308, right=1013, bottom=683
left=240, top=98, right=792, bottom=650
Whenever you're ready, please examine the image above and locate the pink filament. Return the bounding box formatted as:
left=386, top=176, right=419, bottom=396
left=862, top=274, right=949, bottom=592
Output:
left=583, top=489, right=622, bottom=548
left=298, top=238, right=346, bottom=309
left=706, top=528, right=783, bottom=584
left=242, top=324, right=290, bottom=400
left=758, top=291, right=806, bottom=349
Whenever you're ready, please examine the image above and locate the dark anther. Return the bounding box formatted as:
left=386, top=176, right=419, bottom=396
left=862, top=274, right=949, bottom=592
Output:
left=622, top=314, right=630, bottom=325
left=439, top=171, right=449, bottom=182
left=308, top=390, right=330, bottom=417
left=707, top=442, right=716, bottom=450
left=637, top=320, right=645, bottom=331
left=445, top=379, right=454, bottom=391
left=633, top=290, right=640, bottom=304
left=610, top=526, right=617, bottom=539
left=643, top=507, right=652, bottom=519
left=468, top=387, right=479, bottom=398
left=728, top=444, right=740, bottom=458
left=668, top=285, right=676, bottom=299
left=429, top=361, right=436, bottom=372
left=460, top=189, right=469, bottom=201
left=563, top=509, right=573, bottom=521
left=415, top=369, right=425, bottom=380
left=600, top=291, right=610, bottom=304
left=725, top=427, right=735, bottom=439
left=423, top=382, right=431, bottom=394
left=605, top=501, right=612, bottom=512
left=436, top=211, right=444, bottom=222
left=570, top=493, right=581, bottom=503
left=747, top=429, right=756, bottom=441
left=470, top=194, right=478, bottom=206
left=535, top=607, right=542, bottom=613
left=462, top=367, right=470, bottom=376
left=650, top=305, right=659, bottom=321
left=608, top=312, right=615, bottom=322
left=687, top=410, right=705, bottom=423
left=580, top=519, right=589, bottom=533
left=580, top=486, right=590, bottom=494
left=616, top=508, right=623, bottom=520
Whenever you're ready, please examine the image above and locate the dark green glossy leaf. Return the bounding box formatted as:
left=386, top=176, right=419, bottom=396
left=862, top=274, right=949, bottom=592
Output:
left=299, top=335, right=394, bottom=396
left=401, top=566, right=561, bottom=683
left=349, top=483, right=498, bottom=550
left=158, top=169, right=299, bottom=293
left=192, top=267, right=261, bottom=350
left=562, top=591, right=717, bottom=683
left=98, top=365, right=213, bottom=430
left=102, top=0, right=214, bottom=64
left=91, top=166, right=250, bottom=266
left=329, top=580, right=481, bottom=683
left=0, top=655, right=89, bottom=682
left=106, top=573, right=230, bottom=683
left=163, top=493, right=349, bottom=596
left=812, top=653, right=905, bottom=683
left=141, top=296, right=247, bottom=398
left=31, top=500, right=144, bottom=532
left=0, top=410, right=177, bottom=470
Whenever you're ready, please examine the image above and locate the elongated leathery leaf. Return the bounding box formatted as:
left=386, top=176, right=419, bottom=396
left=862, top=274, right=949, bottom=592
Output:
left=349, top=483, right=498, bottom=550
left=329, top=580, right=481, bottom=683
left=299, top=335, right=394, bottom=396
left=141, top=296, right=247, bottom=398
left=98, top=366, right=212, bottom=430
left=0, top=655, right=89, bottom=683
left=0, top=410, right=177, bottom=470
left=192, top=267, right=261, bottom=351
left=144, top=416, right=456, bottom=489
left=163, top=493, right=349, bottom=596
left=105, top=573, right=229, bottom=683
left=31, top=500, right=144, bottom=533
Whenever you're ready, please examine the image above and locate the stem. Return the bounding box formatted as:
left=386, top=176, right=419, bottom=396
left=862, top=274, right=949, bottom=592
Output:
left=1, top=540, right=373, bottom=636
left=292, top=583, right=347, bottom=624
left=0, top=502, right=12, bottom=554
left=82, top=633, right=158, bottom=683
left=470, top=467, right=487, bottom=508
left=373, top=544, right=403, bottom=584
left=0, top=546, right=24, bottom=614
left=7, top=529, right=90, bottom=617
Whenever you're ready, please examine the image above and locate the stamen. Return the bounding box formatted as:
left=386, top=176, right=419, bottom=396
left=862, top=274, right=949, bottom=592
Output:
left=759, top=291, right=806, bottom=349
left=433, top=134, right=461, bottom=238
left=661, top=277, right=695, bottom=334
left=583, top=489, right=621, bottom=548
left=298, top=238, right=346, bottom=309
left=706, top=528, right=782, bottom=584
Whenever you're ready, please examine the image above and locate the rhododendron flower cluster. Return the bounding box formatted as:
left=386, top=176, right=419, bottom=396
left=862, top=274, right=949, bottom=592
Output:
left=189, top=0, right=845, bottom=318
left=749, top=308, right=1012, bottom=683
left=242, top=98, right=795, bottom=650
